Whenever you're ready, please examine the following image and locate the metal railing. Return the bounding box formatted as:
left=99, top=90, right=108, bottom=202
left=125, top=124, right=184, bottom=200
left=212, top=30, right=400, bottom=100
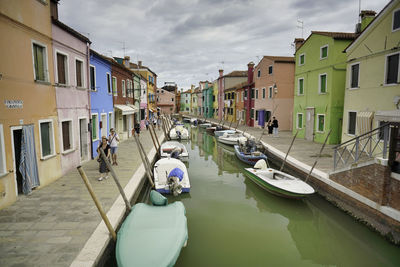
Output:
left=333, top=123, right=390, bottom=170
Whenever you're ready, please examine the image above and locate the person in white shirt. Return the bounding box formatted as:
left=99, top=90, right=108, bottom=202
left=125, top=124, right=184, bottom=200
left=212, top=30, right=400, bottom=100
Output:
left=108, top=128, right=120, bottom=166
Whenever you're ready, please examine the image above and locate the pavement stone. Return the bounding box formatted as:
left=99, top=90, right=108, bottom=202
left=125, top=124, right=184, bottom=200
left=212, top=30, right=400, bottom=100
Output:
left=0, top=129, right=163, bottom=266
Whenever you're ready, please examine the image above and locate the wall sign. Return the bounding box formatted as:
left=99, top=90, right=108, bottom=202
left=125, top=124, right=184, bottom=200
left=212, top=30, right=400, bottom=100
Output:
left=5, top=100, right=23, bottom=109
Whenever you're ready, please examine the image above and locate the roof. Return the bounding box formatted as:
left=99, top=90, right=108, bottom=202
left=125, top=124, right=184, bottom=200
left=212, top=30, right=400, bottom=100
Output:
left=52, top=18, right=91, bottom=44
left=129, top=62, right=157, bottom=77
left=89, top=52, right=135, bottom=75
left=296, top=31, right=357, bottom=51
left=223, top=70, right=247, bottom=78
left=260, top=56, right=295, bottom=64
left=345, top=0, right=395, bottom=52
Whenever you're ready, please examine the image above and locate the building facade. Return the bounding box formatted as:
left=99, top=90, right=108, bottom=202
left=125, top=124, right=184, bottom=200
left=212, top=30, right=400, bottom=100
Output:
left=156, top=88, right=176, bottom=115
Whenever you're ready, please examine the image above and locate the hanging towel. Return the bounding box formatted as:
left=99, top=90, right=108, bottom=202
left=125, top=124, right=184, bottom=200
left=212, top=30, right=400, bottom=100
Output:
left=19, top=125, right=40, bottom=194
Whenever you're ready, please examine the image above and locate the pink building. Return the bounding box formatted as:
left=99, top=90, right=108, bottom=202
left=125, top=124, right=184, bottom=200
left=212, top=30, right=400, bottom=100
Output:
left=253, top=56, right=295, bottom=130
left=156, top=88, right=175, bottom=115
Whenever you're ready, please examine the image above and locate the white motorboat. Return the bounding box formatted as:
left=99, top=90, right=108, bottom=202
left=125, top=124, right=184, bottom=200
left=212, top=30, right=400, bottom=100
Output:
left=217, top=132, right=247, bottom=146
left=160, top=141, right=189, bottom=161
left=214, top=129, right=236, bottom=137
left=190, top=118, right=198, bottom=123
left=199, top=123, right=212, bottom=128
left=169, top=125, right=189, bottom=140
left=154, top=158, right=191, bottom=196
left=244, top=160, right=315, bottom=199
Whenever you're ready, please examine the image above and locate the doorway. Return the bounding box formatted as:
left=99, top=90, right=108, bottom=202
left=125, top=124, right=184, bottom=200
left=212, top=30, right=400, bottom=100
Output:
left=306, top=107, right=315, bottom=141
left=12, top=128, right=23, bottom=194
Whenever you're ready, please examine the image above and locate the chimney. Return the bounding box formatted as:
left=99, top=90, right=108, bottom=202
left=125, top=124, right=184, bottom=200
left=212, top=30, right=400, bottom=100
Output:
left=247, top=62, right=255, bottom=84
left=360, top=10, right=376, bottom=32
left=50, top=0, right=59, bottom=20
left=218, top=69, right=224, bottom=78
left=294, top=38, right=305, bottom=51
left=138, top=61, right=142, bottom=68
left=123, top=56, right=130, bottom=68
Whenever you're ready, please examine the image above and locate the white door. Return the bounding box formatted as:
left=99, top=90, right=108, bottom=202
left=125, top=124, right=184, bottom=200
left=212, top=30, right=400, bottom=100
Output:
left=305, top=108, right=315, bottom=141
left=101, top=114, right=107, bottom=138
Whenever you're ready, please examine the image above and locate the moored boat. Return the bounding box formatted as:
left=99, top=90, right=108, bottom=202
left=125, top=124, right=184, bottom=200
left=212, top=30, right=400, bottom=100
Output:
left=154, top=157, right=191, bottom=195
left=244, top=160, right=315, bottom=199
left=160, top=141, right=189, bottom=161
left=116, top=190, right=188, bottom=267
left=214, top=129, right=236, bottom=137
left=169, top=125, right=190, bottom=140
left=182, top=117, right=191, bottom=123
left=234, top=145, right=267, bottom=166
left=199, top=122, right=212, bottom=128
left=217, top=132, right=247, bottom=146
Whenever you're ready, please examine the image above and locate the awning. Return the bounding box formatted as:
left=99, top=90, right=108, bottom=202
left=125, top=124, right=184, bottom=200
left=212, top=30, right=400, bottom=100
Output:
left=114, top=104, right=136, bottom=115
left=127, top=104, right=139, bottom=113
left=356, top=111, right=374, bottom=135
left=375, top=110, right=400, bottom=122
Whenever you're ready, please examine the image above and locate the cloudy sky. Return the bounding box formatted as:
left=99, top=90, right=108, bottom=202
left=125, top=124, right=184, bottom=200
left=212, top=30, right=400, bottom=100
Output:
left=58, top=0, right=389, bottom=90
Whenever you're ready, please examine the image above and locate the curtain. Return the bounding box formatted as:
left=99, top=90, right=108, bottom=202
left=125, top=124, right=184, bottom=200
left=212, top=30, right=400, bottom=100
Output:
left=19, top=125, right=40, bottom=195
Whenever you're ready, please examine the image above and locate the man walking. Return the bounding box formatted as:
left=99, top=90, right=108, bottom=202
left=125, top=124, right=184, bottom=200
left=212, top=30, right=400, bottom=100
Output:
left=272, top=117, right=279, bottom=137
left=108, top=128, right=119, bottom=165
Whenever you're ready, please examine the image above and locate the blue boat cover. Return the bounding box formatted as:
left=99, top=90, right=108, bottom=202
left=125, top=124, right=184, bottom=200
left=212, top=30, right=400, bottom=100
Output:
left=168, top=167, right=184, bottom=181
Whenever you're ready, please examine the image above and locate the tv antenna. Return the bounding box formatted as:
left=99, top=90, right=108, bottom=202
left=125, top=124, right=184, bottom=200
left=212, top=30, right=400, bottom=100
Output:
left=297, top=19, right=304, bottom=38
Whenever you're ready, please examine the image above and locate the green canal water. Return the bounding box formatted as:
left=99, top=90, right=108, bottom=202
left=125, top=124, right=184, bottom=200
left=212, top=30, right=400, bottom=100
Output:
left=166, top=126, right=400, bottom=267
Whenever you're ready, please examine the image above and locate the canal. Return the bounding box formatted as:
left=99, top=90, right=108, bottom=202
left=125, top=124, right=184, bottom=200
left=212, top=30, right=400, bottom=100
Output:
left=165, top=126, right=400, bottom=267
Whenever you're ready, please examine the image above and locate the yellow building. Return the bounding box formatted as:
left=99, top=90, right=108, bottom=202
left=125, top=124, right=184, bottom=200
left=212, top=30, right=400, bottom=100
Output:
left=0, top=1, right=62, bottom=209
left=213, top=80, right=219, bottom=119
left=224, top=85, right=237, bottom=123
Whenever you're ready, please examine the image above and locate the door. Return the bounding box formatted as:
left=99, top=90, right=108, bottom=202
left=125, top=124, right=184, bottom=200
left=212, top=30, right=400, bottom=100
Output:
left=79, top=118, right=88, bottom=160
left=12, top=128, right=23, bottom=194
left=258, top=110, right=265, bottom=127
left=306, top=108, right=315, bottom=141
left=265, top=110, right=271, bottom=124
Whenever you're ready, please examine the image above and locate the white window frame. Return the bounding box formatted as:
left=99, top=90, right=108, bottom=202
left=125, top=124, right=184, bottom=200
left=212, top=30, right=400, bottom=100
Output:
left=60, top=119, right=74, bottom=153
left=349, top=62, right=360, bottom=89
left=316, top=114, right=325, bottom=133
left=0, top=124, right=6, bottom=176
left=384, top=51, right=400, bottom=86
left=112, top=76, right=117, bottom=96
left=74, top=57, right=85, bottom=88
left=320, top=45, right=328, bottom=60
left=392, top=8, right=400, bottom=32
left=298, top=77, right=304, bottom=95
left=299, top=53, right=305, bottom=66
left=319, top=73, right=327, bottom=94
left=89, top=64, right=96, bottom=91
left=347, top=111, right=357, bottom=136
left=55, top=49, right=69, bottom=86
left=296, top=113, right=303, bottom=129
left=122, top=80, right=126, bottom=97
left=106, top=72, right=112, bottom=94
left=31, top=40, right=49, bottom=82
left=268, top=86, right=273, bottom=99
left=38, top=119, right=56, bottom=160
left=91, top=113, right=99, bottom=141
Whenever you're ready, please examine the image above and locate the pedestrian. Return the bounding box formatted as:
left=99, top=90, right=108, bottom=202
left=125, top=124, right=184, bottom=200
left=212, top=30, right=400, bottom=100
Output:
left=108, top=128, right=119, bottom=165
left=97, top=136, right=111, bottom=181
left=145, top=118, right=149, bottom=130
left=272, top=117, right=279, bottom=137
left=153, top=116, right=157, bottom=127
left=267, top=121, right=273, bottom=135
left=134, top=123, right=141, bottom=136
left=157, top=116, right=161, bottom=130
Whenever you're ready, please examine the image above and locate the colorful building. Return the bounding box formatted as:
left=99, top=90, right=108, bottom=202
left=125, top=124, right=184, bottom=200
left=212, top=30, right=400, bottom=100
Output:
left=244, top=62, right=256, bottom=126
left=224, top=85, right=237, bottom=122
left=0, top=0, right=62, bottom=207
left=157, top=88, right=176, bottom=115
left=203, top=83, right=214, bottom=118
left=293, top=31, right=357, bottom=144
left=234, top=81, right=247, bottom=124
left=190, top=85, right=198, bottom=116
left=212, top=80, right=219, bottom=119
left=180, top=90, right=191, bottom=113
left=253, top=56, right=295, bottom=130
left=196, top=86, right=203, bottom=117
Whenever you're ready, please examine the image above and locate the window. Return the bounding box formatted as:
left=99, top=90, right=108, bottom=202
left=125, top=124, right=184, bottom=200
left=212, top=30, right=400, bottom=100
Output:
left=393, top=8, right=400, bottom=31
left=56, top=52, right=68, bottom=85
left=232, top=93, right=235, bottom=100
left=385, top=53, right=399, bottom=85
left=39, top=119, right=55, bottom=158
left=299, top=53, right=305, bottom=66
left=213, top=95, right=215, bottom=102
left=319, top=74, right=327, bottom=93
left=256, top=110, right=259, bottom=121
left=0, top=124, right=6, bottom=175
left=257, top=69, right=261, bottom=77
left=75, top=59, right=84, bottom=87
left=251, top=88, right=255, bottom=99
left=250, top=109, right=254, bottom=119
left=244, top=90, right=247, bottom=99
left=320, top=45, right=328, bottom=59
left=61, top=120, right=73, bottom=152
left=106, top=73, right=111, bottom=94
left=122, top=80, right=126, bottom=97
left=112, top=76, right=117, bottom=96
left=268, top=86, right=273, bottom=99
left=90, top=65, right=96, bottom=90
left=317, top=114, right=325, bottom=132
left=91, top=114, right=98, bottom=140
left=256, top=89, right=258, bottom=99
left=348, top=111, right=357, bottom=135
left=297, top=113, right=303, bottom=129
left=298, top=78, right=304, bottom=95
left=268, top=65, right=273, bottom=74
left=109, top=112, right=113, bottom=129
left=262, top=88, right=266, bottom=99
left=32, top=41, right=48, bottom=82
left=350, top=63, right=360, bottom=88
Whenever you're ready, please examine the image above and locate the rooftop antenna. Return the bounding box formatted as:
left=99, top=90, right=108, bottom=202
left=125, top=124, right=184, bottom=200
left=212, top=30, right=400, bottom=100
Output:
left=297, top=19, right=304, bottom=38
left=358, top=0, right=361, bottom=23
left=117, top=41, right=127, bottom=57
left=220, top=61, right=225, bottom=70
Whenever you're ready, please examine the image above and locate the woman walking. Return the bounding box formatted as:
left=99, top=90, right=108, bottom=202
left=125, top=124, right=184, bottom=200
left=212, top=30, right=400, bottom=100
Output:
left=97, top=136, right=111, bottom=181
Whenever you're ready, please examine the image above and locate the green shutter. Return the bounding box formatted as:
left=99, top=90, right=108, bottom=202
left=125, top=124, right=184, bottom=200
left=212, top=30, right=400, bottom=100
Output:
left=299, top=79, right=303, bottom=94
left=320, top=75, right=326, bottom=93
left=34, top=44, right=45, bottom=81
left=318, top=116, right=324, bottom=132
left=321, top=46, right=328, bottom=58
left=40, top=122, right=51, bottom=156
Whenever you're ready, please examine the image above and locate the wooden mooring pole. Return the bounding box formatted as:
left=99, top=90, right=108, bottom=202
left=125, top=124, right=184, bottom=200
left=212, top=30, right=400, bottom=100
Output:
left=305, top=129, right=332, bottom=182
left=132, top=131, right=154, bottom=187
left=150, top=123, right=161, bottom=152
left=148, top=123, right=159, bottom=156
left=279, top=130, right=299, bottom=171
left=77, top=166, right=117, bottom=241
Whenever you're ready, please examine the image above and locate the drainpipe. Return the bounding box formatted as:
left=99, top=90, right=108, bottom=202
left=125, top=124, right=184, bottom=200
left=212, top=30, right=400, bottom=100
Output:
left=87, top=42, right=93, bottom=159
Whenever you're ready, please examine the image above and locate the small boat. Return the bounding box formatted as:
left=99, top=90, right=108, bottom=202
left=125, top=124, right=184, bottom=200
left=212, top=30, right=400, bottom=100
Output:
left=218, top=132, right=247, bottom=146
left=160, top=141, right=189, bottom=161
left=116, top=190, right=188, bottom=267
left=244, top=160, right=315, bottom=199
left=154, top=157, right=191, bottom=195
left=234, top=145, right=267, bottom=166
left=183, top=118, right=191, bottom=123
left=206, top=126, right=216, bottom=134
left=190, top=118, right=198, bottom=124
left=199, top=122, right=212, bottom=128
left=214, top=129, right=236, bottom=137
left=169, top=125, right=190, bottom=140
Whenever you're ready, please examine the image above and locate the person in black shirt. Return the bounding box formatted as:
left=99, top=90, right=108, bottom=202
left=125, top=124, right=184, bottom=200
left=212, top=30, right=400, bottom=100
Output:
left=272, top=117, right=279, bottom=137
left=97, top=136, right=111, bottom=181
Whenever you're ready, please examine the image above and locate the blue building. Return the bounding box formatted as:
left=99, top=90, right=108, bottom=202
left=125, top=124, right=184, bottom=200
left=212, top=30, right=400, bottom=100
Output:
left=89, top=50, right=114, bottom=158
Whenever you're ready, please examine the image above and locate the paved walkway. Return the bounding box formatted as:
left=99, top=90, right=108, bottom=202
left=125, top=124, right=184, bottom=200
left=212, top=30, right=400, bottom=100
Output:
left=0, top=128, right=164, bottom=267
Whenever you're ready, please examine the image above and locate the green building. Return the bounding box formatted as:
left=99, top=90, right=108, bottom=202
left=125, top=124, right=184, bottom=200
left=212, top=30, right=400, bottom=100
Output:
left=203, top=84, right=214, bottom=118
left=180, top=90, right=191, bottom=113
left=293, top=31, right=357, bottom=144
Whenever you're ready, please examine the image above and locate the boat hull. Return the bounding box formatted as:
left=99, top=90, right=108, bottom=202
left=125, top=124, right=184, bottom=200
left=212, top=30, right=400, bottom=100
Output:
left=234, top=145, right=267, bottom=166
left=214, top=130, right=236, bottom=137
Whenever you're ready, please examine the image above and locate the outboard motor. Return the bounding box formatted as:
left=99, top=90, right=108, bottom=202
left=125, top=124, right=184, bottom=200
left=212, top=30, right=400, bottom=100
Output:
left=167, top=167, right=184, bottom=196
left=176, top=130, right=182, bottom=141
left=170, top=147, right=181, bottom=159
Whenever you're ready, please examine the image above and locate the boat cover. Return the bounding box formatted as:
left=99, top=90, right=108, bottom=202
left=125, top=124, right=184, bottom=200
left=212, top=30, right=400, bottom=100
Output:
left=168, top=167, right=184, bottom=181
left=150, top=190, right=168, bottom=206
left=116, top=200, right=188, bottom=267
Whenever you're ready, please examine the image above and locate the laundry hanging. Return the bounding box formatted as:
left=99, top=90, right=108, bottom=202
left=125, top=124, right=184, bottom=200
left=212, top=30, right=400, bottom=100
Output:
left=19, top=125, right=40, bottom=194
